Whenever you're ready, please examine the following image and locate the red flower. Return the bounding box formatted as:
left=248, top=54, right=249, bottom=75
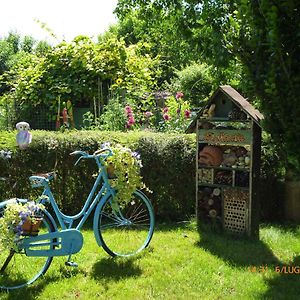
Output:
left=128, top=115, right=135, bottom=125
left=163, top=113, right=171, bottom=121
left=163, top=107, right=169, bottom=113
left=176, top=92, right=184, bottom=99
left=125, top=105, right=132, bottom=114
left=144, top=111, right=153, bottom=118
left=184, top=109, right=191, bottom=118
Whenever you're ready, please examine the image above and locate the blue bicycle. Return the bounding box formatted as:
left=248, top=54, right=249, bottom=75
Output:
left=0, top=148, right=155, bottom=290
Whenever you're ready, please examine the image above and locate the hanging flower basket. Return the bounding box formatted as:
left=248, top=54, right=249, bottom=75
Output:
left=21, top=217, right=43, bottom=236
left=100, top=142, right=146, bottom=203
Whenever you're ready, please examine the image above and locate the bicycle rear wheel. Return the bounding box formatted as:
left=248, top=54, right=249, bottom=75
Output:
left=96, top=191, right=155, bottom=257
left=0, top=207, right=55, bottom=290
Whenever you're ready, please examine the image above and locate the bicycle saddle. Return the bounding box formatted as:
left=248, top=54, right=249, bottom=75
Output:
left=33, top=172, right=56, bottom=180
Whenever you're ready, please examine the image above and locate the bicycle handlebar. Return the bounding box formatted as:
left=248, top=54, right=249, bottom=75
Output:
left=93, top=148, right=112, bottom=156
left=70, top=148, right=112, bottom=166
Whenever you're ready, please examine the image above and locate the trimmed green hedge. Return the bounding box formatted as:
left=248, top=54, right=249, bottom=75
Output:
left=0, top=130, right=196, bottom=221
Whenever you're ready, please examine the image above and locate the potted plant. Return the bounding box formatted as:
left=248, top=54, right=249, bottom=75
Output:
left=0, top=200, right=45, bottom=251
left=101, top=142, right=146, bottom=203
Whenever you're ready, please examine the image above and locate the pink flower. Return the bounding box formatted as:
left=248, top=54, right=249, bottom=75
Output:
left=176, top=92, right=184, bottom=99
left=128, top=115, right=135, bottom=125
left=163, top=113, right=171, bottom=121
left=144, top=111, right=153, bottom=118
left=125, top=105, right=132, bottom=114
left=184, top=109, right=191, bottom=118
left=163, top=107, right=169, bottom=113
left=176, top=108, right=181, bottom=114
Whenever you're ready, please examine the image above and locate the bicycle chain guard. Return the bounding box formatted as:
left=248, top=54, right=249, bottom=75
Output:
left=21, top=229, right=83, bottom=257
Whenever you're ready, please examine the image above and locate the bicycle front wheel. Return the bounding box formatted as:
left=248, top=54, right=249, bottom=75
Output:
left=97, top=191, right=155, bottom=257
left=0, top=208, right=55, bottom=290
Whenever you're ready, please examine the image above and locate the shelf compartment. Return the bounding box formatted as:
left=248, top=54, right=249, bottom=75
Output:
left=223, top=188, right=249, bottom=234
left=198, top=183, right=249, bottom=191
left=198, top=167, right=250, bottom=189
left=198, top=166, right=250, bottom=172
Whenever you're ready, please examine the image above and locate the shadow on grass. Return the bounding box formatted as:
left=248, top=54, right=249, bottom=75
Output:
left=58, top=264, right=89, bottom=279
left=197, top=223, right=300, bottom=299
left=91, top=257, right=142, bottom=281
left=197, top=223, right=280, bottom=267
left=263, top=255, right=300, bottom=299
left=1, top=274, right=61, bottom=300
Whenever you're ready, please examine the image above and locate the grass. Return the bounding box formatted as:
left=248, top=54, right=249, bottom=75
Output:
left=1, top=222, right=300, bottom=300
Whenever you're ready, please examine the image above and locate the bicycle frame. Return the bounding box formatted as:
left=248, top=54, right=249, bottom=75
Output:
left=37, top=167, right=115, bottom=231
left=23, top=151, right=121, bottom=256
left=41, top=171, right=115, bottom=230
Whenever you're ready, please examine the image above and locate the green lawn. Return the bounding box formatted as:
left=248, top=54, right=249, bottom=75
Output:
left=1, top=222, right=300, bottom=300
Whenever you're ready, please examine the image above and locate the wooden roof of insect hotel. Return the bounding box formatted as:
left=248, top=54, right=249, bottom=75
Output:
left=186, top=85, right=264, bottom=133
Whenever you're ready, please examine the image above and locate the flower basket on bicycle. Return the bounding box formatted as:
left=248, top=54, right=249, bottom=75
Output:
left=101, top=143, right=144, bottom=203
left=0, top=200, right=45, bottom=251
left=106, top=163, right=116, bottom=179
left=21, top=216, right=43, bottom=236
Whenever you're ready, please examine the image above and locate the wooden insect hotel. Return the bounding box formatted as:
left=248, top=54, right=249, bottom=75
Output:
left=186, top=85, right=263, bottom=237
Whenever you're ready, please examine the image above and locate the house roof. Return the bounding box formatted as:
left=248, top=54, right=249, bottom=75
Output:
left=186, top=85, right=264, bottom=133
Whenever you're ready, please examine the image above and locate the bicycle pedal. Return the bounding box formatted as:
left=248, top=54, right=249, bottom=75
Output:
left=65, top=261, right=78, bottom=267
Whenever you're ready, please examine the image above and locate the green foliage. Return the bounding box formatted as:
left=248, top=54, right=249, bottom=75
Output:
left=165, top=62, right=214, bottom=107
left=157, top=95, right=192, bottom=132
left=0, top=36, right=162, bottom=128
left=114, top=4, right=201, bottom=82
left=137, top=134, right=196, bottom=220
left=0, top=130, right=196, bottom=221
left=0, top=39, right=14, bottom=75
left=83, top=94, right=192, bottom=133
left=103, top=143, right=144, bottom=204
left=99, top=98, right=127, bottom=131
left=114, top=0, right=244, bottom=86
left=83, top=97, right=129, bottom=131
left=110, top=42, right=161, bottom=103
left=233, top=0, right=300, bottom=175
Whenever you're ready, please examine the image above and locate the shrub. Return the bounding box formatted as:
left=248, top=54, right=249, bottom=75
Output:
left=0, top=130, right=196, bottom=221
left=165, top=62, right=214, bottom=107
left=0, top=129, right=283, bottom=222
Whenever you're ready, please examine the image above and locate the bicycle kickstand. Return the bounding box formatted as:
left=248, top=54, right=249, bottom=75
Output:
left=65, top=244, right=78, bottom=268
left=65, top=254, right=78, bottom=268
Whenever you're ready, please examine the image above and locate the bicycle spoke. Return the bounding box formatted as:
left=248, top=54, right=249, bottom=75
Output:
left=97, top=191, right=154, bottom=257
left=127, top=202, right=143, bottom=219
left=101, top=211, right=121, bottom=223
left=130, top=211, right=149, bottom=222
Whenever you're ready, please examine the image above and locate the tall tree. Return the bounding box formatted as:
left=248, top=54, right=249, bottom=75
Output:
left=116, top=0, right=300, bottom=174
left=115, top=0, right=243, bottom=87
